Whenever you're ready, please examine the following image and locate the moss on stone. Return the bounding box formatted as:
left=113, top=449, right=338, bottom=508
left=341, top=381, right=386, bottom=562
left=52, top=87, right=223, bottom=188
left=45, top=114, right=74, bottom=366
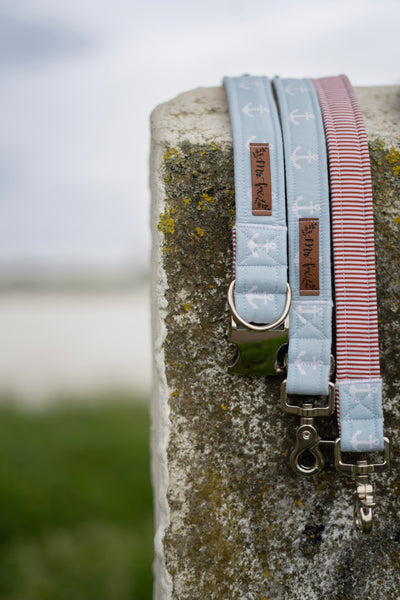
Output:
left=160, top=139, right=400, bottom=600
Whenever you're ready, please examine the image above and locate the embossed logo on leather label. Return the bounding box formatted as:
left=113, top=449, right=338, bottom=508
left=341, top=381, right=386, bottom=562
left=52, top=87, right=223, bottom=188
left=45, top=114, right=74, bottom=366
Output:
left=299, top=218, right=319, bottom=295
left=250, top=143, right=272, bottom=216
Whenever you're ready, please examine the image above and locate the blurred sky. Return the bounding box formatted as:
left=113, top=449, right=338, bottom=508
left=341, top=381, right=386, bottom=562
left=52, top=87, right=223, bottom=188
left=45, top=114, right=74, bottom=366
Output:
left=0, top=0, right=399, bottom=272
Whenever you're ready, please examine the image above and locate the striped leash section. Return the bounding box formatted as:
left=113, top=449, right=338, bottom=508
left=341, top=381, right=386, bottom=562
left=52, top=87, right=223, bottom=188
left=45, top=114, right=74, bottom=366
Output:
left=312, top=75, right=384, bottom=453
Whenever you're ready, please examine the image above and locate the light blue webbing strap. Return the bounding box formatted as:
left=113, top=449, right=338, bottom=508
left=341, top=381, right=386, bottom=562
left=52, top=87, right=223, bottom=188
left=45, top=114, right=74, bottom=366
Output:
left=273, top=78, right=333, bottom=397
left=224, top=76, right=288, bottom=326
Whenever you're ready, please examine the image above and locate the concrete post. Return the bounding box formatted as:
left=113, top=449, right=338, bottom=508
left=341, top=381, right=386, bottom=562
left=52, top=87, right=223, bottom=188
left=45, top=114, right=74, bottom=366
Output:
left=150, top=85, right=400, bottom=600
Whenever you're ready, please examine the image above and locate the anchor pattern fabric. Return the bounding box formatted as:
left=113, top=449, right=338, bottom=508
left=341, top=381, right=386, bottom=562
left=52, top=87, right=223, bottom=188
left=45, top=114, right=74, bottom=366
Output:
left=234, top=223, right=287, bottom=323
left=224, top=76, right=287, bottom=325
left=273, top=78, right=332, bottom=396
left=338, top=379, right=384, bottom=452
left=225, top=73, right=385, bottom=456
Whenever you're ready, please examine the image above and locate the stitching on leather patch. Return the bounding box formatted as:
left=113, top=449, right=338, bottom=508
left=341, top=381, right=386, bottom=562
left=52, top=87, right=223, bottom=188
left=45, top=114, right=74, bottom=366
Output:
left=250, top=143, right=272, bottom=215
left=299, top=218, right=319, bottom=295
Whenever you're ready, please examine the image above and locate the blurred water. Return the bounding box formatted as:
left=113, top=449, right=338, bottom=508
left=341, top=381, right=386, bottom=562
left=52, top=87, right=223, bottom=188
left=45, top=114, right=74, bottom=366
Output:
left=0, top=287, right=151, bottom=404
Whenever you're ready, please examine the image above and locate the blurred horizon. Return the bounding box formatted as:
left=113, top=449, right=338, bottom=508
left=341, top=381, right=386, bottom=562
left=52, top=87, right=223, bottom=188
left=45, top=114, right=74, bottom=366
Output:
left=0, top=0, right=398, bottom=401
left=1, top=0, right=399, bottom=277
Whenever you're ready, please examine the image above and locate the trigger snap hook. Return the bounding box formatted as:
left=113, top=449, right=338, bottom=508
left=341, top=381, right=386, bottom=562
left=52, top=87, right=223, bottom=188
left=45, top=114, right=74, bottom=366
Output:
left=290, top=422, right=325, bottom=477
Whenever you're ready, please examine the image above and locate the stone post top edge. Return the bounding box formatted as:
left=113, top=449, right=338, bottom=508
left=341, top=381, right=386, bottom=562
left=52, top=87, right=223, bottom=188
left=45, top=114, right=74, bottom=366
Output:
left=151, top=84, right=400, bottom=147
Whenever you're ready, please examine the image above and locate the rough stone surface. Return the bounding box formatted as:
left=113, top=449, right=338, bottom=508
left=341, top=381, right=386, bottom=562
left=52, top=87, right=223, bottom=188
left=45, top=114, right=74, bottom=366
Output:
left=150, top=85, right=400, bottom=600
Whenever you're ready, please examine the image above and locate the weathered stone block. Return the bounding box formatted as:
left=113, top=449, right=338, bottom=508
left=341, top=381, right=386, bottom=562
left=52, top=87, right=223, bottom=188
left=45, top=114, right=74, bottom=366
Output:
left=150, top=85, right=400, bottom=600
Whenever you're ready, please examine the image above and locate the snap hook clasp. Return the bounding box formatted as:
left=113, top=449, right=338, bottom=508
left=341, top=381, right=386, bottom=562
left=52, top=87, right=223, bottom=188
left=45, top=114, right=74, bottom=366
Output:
left=353, top=469, right=376, bottom=535
left=290, top=421, right=325, bottom=476
left=334, top=438, right=391, bottom=534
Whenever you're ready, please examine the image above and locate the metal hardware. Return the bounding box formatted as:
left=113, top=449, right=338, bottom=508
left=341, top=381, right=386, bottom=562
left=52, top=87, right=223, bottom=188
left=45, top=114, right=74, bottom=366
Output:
left=280, top=381, right=336, bottom=476
left=280, top=380, right=335, bottom=417
left=334, top=437, right=391, bottom=474
left=227, top=280, right=292, bottom=332
left=334, top=437, right=390, bottom=534
left=353, top=469, right=375, bottom=534
left=289, top=418, right=324, bottom=476
left=228, top=319, right=289, bottom=376
left=227, top=280, right=291, bottom=375
left=281, top=382, right=335, bottom=476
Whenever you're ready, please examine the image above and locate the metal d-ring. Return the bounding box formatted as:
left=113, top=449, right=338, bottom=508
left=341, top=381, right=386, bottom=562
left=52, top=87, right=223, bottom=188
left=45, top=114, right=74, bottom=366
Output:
left=227, top=279, right=292, bottom=332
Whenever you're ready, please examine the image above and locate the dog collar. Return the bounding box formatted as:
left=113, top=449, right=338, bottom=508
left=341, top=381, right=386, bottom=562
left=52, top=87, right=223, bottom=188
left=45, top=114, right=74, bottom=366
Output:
left=224, top=75, right=291, bottom=375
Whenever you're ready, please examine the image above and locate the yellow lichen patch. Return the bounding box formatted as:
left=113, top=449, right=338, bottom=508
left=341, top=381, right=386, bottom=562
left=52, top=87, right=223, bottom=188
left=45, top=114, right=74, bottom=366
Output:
left=197, top=200, right=205, bottom=210
left=201, top=193, right=214, bottom=203
left=220, top=404, right=226, bottom=410
left=211, top=142, right=221, bottom=151
left=182, top=196, right=192, bottom=205
left=295, top=499, right=302, bottom=507
left=385, top=147, right=400, bottom=176
left=386, top=148, right=400, bottom=164
left=158, top=211, right=175, bottom=234
left=171, top=391, right=178, bottom=397
left=163, top=147, right=179, bottom=163
left=371, top=138, right=386, bottom=151
left=183, top=303, right=190, bottom=312
left=196, top=227, right=204, bottom=237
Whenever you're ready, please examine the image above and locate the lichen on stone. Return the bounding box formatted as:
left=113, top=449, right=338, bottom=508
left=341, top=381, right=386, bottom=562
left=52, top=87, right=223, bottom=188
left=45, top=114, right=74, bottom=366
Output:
left=159, top=138, right=400, bottom=600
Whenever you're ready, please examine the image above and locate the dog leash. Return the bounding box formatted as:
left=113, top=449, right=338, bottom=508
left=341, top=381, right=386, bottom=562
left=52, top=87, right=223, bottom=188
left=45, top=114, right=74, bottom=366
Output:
left=273, top=77, right=334, bottom=476
left=224, top=73, right=389, bottom=533
left=313, top=75, right=390, bottom=532
left=224, top=75, right=291, bottom=376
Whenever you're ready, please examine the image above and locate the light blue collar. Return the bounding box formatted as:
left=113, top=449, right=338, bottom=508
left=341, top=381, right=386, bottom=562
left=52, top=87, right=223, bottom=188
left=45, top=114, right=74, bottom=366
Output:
left=224, top=76, right=289, bottom=327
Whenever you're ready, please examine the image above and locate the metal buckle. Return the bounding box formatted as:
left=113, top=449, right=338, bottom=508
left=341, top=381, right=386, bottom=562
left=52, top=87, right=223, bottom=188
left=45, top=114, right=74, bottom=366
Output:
left=334, top=437, right=391, bottom=534
left=227, top=280, right=291, bottom=376
left=281, top=381, right=335, bottom=476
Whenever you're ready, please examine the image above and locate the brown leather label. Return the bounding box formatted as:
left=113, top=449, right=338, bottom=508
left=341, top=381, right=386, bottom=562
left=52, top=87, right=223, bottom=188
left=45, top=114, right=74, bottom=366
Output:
left=299, top=218, right=319, bottom=295
left=250, top=143, right=272, bottom=215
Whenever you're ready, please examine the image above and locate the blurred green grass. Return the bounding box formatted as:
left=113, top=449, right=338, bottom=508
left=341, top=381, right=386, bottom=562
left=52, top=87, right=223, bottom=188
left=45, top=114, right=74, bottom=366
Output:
left=0, top=392, right=153, bottom=600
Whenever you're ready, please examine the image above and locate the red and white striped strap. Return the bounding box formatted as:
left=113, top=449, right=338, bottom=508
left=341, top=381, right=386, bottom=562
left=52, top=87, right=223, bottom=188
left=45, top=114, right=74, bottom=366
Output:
left=312, top=75, right=384, bottom=452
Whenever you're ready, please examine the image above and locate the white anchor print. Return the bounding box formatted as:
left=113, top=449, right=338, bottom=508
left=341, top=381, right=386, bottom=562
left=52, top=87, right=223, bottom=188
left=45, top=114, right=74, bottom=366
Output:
left=295, top=351, right=307, bottom=375
left=351, top=431, right=380, bottom=452
left=242, top=102, right=270, bottom=118
left=292, top=195, right=320, bottom=218
left=288, top=109, right=315, bottom=125
left=295, top=304, right=323, bottom=325
left=284, top=83, right=310, bottom=96
left=295, top=351, right=323, bottom=375
left=239, top=80, right=263, bottom=90
left=291, top=146, right=319, bottom=170
left=246, top=285, right=274, bottom=309
left=349, top=384, right=378, bottom=404
left=248, top=233, right=276, bottom=258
